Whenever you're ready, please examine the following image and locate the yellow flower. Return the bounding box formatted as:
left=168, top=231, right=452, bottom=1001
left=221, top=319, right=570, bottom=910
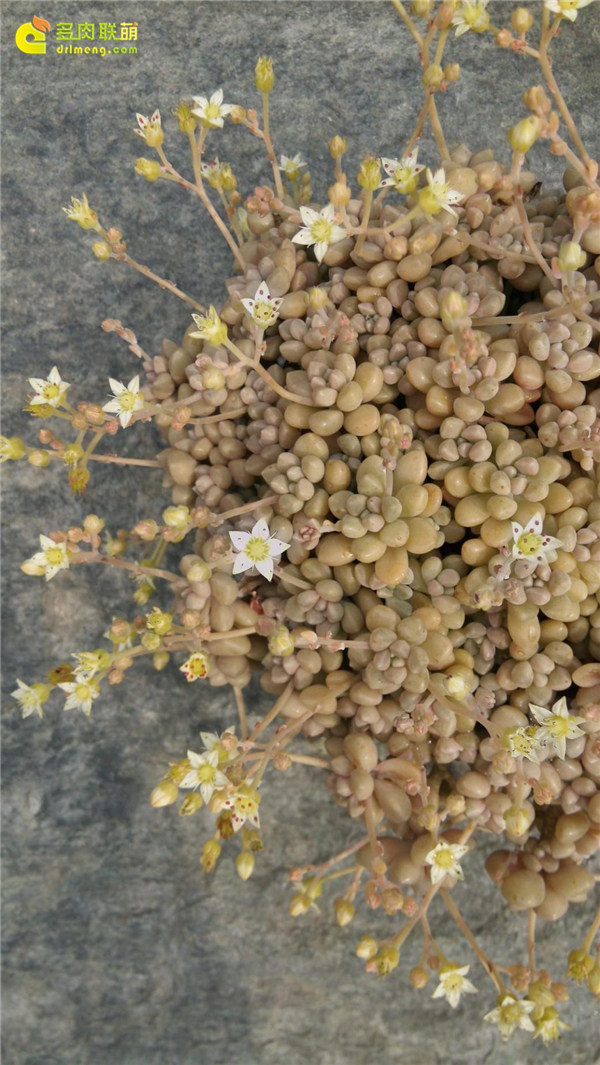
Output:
left=190, top=307, right=228, bottom=347
left=63, top=193, right=100, bottom=230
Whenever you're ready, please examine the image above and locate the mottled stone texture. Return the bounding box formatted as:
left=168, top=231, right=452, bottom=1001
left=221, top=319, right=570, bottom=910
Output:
left=2, top=4, right=600, bottom=1064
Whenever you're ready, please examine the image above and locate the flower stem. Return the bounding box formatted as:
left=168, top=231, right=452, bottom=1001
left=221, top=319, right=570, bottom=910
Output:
left=75, top=552, right=179, bottom=582
left=261, top=91, right=285, bottom=200
left=440, top=888, right=505, bottom=994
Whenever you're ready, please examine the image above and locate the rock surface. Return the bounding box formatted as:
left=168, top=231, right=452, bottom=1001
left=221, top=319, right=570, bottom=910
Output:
left=2, top=3, right=600, bottom=1064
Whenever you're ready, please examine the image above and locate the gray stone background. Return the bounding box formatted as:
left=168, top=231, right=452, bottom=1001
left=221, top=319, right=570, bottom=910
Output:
left=2, top=2, right=600, bottom=1063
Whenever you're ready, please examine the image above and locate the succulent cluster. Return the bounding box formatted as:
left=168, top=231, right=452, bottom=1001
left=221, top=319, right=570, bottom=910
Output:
left=6, top=0, right=600, bottom=1046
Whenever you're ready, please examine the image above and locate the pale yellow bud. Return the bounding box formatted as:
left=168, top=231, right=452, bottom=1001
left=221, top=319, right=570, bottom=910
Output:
left=444, top=62, right=460, bottom=83
left=162, top=505, right=191, bottom=530
left=439, top=290, right=468, bottom=330
left=334, top=898, right=355, bottom=926
left=508, top=116, right=541, bottom=154
left=150, top=779, right=179, bottom=807
left=357, top=157, right=382, bottom=192
left=236, top=852, right=255, bottom=880
left=355, top=935, right=378, bottom=960
left=179, top=794, right=203, bottom=816
left=511, top=7, right=533, bottom=34
left=202, top=367, right=226, bottom=391
left=83, top=514, right=105, bottom=535
left=152, top=651, right=170, bottom=671
left=1, top=436, right=27, bottom=461
left=410, top=0, right=434, bottom=16
left=505, top=804, right=532, bottom=838
left=174, top=102, right=197, bottom=134
left=328, top=135, right=347, bottom=160
left=92, top=241, right=112, bottom=261
left=186, top=560, right=212, bottom=584
left=422, top=64, right=444, bottom=90
left=308, top=287, right=330, bottom=312
left=268, top=625, right=296, bottom=658
left=557, top=241, right=587, bottom=272
left=255, top=56, right=274, bottom=93
left=135, top=158, right=162, bottom=182
left=27, top=449, right=50, bottom=467
left=328, top=180, right=351, bottom=209
left=289, top=893, right=311, bottom=917
left=141, top=631, right=161, bottom=652
left=409, top=965, right=429, bottom=988
left=200, top=838, right=222, bottom=872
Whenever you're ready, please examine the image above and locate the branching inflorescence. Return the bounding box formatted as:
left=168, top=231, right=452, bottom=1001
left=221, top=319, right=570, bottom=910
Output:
left=5, top=0, right=600, bottom=1045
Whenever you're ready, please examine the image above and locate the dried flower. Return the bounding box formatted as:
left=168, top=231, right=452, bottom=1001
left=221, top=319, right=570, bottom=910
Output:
left=190, top=307, right=228, bottom=346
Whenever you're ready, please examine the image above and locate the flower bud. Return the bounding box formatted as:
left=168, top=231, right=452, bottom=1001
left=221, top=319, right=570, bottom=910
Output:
left=174, top=102, right=197, bottom=134
left=505, top=804, right=532, bottom=839
left=163, top=505, right=191, bottom=530
left=328, top=180, right=352, bottom=209
left=289, top=893, right=311, bottom=917
left=200, top=838, right=222, bottom=872
left=444, top=62, right=460, bottom=83
left=179, top=793, right=203, bottom=816
left=236, top=852, right=255, bottom=880
left=255, top=56, right=274, bottom=93
left=409, top=965, right=429, bottom=988
left=567, top=949, right=594, bottom=983
left=141, top=631, right=161, bottom=651
left=27, top=449, right=50, bottom=467
left=357, top=156, right=382, bottom=192
left=134, top=519, right=159, bottom=541
left=150, top=779, right=179, bottom=807
left=328, top=135, right=347, bottom=160
left=220, top=164, right=237, bottom=192
left=410, top=0, right=434, bottom=16
left=93, top=241, right=112, bottom=261
left=202, top=367, right=226, bottom=391
left=0, top=436, right=27, bottom=461
left=373, top=946, right=400, bottom=976
left=422, top=63, right=444, bottom=90
left=83, top=514, right=105, bottom=535
left=557, top=241, right=587, bottom=273
left=135, top=158, right=162, bottom=182
left=496, top=28, right=512, bottom=47
left=511, top=7, right=534, bottom=33
left=333, top=897, right=355, bottom=926
left=268, top=625, right=296, bottom=658
left=522, top=85, right=549, bottom=113
left=152, top=651, right=170, bottom=671
left=508, top=116, right=541, bottom=154
left=229, top=105, right=247, bottom=124
left=439, top=291, right=468, bottom=331
left=587, top=966, right=600, bottom=997
left=355, top=935, right=378, bottom=960
left=145, top=608, right=173, bottom=635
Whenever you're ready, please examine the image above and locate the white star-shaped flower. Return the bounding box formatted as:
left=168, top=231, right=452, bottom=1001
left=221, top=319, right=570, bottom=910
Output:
left=58, top=678, right=100, bottom=716
left=179, top=651, right=210, bottom=682
left=229, top=518, right=290, bottom=582
left=102, top=375, right=144, bottom=428
left=223, top=783, right=261, bottom=831
left=544, top=0, right=596, bottom=21
left=279, top=153, right=307, bottom=181
left=134, top=109, right=162, bottom=145
left=200, top=726, right=237, bottom=765
left=71, top=649, right=111, bottom=680
left=420, top=168, right=464, bottom=221
left=424, top=841, right=469, bottom=885
left=379, top=149, right=424, bottom=194
left=484, top=995, right=535, bottom=1041
left=24, top=535, right=70, bottom=581
left=191, top=89, right=233, bottom=129
left=534, top=1008, right=572, bottom=1044
left=28, top=367, right=70, bottom=408
left=179, top=749, right=229, bottom=802
left=190, top=307, right=228, bottom=347
left=510, top=514, right=562, bottom=563
left=452, top=0, right=490, bottom=35
left=240, top=281, right=283, bottom=329
left=292, top=203, right=347, bottom=263
left=529, top=696, right=585, bottom=760
left=11, top=679, right=48, bottom=719
left=505, top=725, right=542, bottom=763
left=432, top=964, right=478, bottom=1009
